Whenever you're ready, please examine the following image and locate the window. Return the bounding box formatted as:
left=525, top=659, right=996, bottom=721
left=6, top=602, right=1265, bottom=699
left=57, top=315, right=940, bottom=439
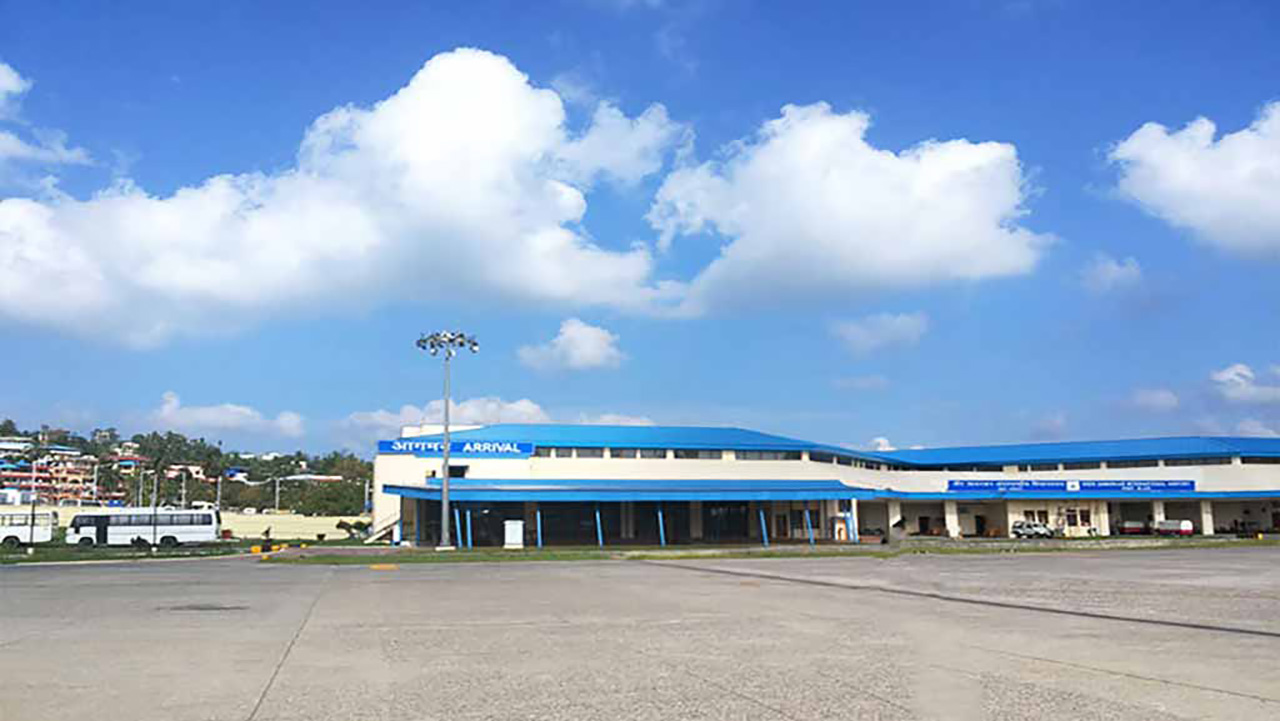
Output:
left=532, top=447, right=552, bottom=458
left=1065, top=509, right=1078, bottom=527
left=609, top=448, right=638, bottom=459
left=1018, top=463, right=1060, bottom=472
left=809, top=451, right=835, bottom=463
left=575, top=447, right=604, bottom=459
left=1165, top=457, right=1231, bottom=467
left=1107, top=459, right=1159, bottom=469
left=552, top=447, right=574, bottom=458
left=1242, top=456, right=1280, bottom=464
left=639, top=448, right=667, bottom=459
left=836, top=456, right=854, bottom=466
left=199, top=514, right=213, bottom=525
left=737, top=450, right=801, bottom=461
left=1079, top=509, right=1091, bottom=526
left=674, top=449, right=722, bottom=460
left=1062, top=461, right=1101, bottom=470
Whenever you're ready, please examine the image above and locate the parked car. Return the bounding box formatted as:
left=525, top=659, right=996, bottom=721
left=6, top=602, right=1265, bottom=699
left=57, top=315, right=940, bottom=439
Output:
left=1117, top=520, right=1149, bottom=535
left=1154, top=519, right=1194, bottom=536
left=1011, top=520, right=1054, bottom=538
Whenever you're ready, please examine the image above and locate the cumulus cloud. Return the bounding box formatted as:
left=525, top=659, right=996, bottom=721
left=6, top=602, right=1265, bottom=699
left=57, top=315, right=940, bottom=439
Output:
left=0, top=62, right=90, bottom=169
left=831, top=312, right=928, bottom=355
left=0, top=63, right=31, bottom=119
left=338, top=396, right=653, bottom=448
left=834, top=374, right=890, bottom=391
left=1030, top=412, right=1067, bottom=441
left=1130, top=387, right=1179, bottom=412
left=648, top=102, right=1050, bottom=312
left=1211, top=363, right=1280, bottom=404
left=0, top=49, right=686, bottom=346
left=151, top=391, right=304, bottom=438
left=1081, top=253, right=1142, bottom=293
left=578, top=413, right=655, bottom=425
left=1111, top=102, right=1280, bottom=255
left=1237, top=418, right=1280, bottom=438
left=868, top=436, right=896, bottom=452
left=518, top=318, right=626, bottom=371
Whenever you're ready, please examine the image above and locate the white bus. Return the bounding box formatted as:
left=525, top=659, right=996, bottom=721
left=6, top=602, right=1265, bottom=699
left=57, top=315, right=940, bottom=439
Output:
left=66, top=509, right=221, bottom=548
left=1, top=511, right=58, bottom=548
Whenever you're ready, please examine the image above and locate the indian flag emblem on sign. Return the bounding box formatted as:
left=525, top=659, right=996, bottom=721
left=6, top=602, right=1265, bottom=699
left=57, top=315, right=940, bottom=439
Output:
left=1066, top=481, right=1081, bottom=492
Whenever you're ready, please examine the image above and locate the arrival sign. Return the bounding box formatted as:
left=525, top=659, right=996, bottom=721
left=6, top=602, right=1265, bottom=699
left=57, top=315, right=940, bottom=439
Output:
left=378, top=439, right=535, bottom=458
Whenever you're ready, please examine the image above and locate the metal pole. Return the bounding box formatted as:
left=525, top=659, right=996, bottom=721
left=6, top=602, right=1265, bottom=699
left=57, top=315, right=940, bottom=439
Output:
left=804, top=507, right=814, bottom=547
left=536, top=507, right=543, bottom=548
left=844, top=502, right=854, bottom=544
left=593, top=504, right=604, bottom=550
left=439, top=352, right=453, bottom=548
left=759, top=508, right=770, bottom=547
left=274, top=476, right=280, bottom=512
left=181, top=470, right=187, bottom=509
left=657, top=504, right=666, bottom=547
left=29, top=462, right=38, bottom=546
left=466, top=508, right=473, bottom=549
left=216, top=471, right=223, bottom=510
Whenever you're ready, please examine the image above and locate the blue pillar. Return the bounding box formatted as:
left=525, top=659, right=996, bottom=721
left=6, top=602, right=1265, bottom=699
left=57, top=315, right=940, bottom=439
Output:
left=416, top=500, right=423, bottom=545
left=850, top=499, right=859, bottom=544
left=536, top=506, right=543, bottom=548
left=657, top=504, right=667, bottom=547
left=453, top=507, right=462, bottom=547
left=804, top=507, right=814, bottom=546
left=594, top=504, right=604, bottom=548
left=844, top=503, right=855, bottom=544
left=465, top=509, right=473, bottom=549
left=758, top=508, right=770, bottom=547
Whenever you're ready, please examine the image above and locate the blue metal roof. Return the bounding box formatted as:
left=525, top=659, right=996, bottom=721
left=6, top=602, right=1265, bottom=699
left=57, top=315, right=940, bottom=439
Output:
left=397, top=423, right=873, bottom=457
left=875, top=436, right=1280, bottom=466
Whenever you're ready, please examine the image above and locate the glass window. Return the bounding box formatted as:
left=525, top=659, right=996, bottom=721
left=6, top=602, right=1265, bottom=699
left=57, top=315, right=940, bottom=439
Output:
left=737, top=450, right=801, bottom=461
left=199, top=514, right=213, bottom=525
left=674, top=449, right=723, bottom=460
left=836, top=456, right=854, bottom=466
left=1080, top=509, right=1092, bottom=526
left=532, top=447, right=552, bottom=458
left=574, top=448, right=604, bottom=458
left=609, top=448, right=638, bottom=459
left=1165, top=457, right=1231, bottom=467
left=1107, top=459, right=1159, bottom=469
left=1062, top=461, right=1101, bottom=470
left=1065, top=510, right=1078, bottom=527
left=638, top=448, right=667, bottom=459
left=552, top=447, right=574, bottom=458
left=809, top=452, right=835, bottom=463
left=1242, top=456, right=1280, bottom=464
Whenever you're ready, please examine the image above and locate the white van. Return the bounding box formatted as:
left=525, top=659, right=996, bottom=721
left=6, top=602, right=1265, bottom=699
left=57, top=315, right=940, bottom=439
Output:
left=1154, top=519, right=1194, bottom=536
left=1, top=511, right=59, bottom=548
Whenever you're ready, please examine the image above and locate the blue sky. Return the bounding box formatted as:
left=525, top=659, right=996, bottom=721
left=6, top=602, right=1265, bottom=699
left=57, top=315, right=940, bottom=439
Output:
left=2, top=0, right=1279, bottom=453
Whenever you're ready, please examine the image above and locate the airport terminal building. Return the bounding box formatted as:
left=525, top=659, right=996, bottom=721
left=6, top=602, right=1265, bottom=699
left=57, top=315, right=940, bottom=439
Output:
left=372, top=424, right=1280, bottom=547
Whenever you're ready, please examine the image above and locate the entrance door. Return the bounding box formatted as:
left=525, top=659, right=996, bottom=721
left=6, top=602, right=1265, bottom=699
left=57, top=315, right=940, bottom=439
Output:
left=95, top=516, right=108, bottom=545
left=975, top=515, right=987, bottom=537
left=918, top=516, right=930, bottom=534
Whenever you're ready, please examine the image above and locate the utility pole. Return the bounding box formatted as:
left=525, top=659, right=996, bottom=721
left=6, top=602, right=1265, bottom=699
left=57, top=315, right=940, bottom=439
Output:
left=416, top=330, right=478, bottom=550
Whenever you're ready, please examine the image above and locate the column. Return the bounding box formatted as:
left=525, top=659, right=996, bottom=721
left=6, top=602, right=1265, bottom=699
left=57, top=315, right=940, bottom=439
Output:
left=1152, top=499, right=1166, bottom=524
left=1095, top=500, right=1110, bottom=537
left=1005, top=502, right=1020, bottom=538
left=748, top=502, right=759, bottom=539
left=1200, top=500, right=1215, bottom=536
left=621, top=501, right=635, bottom=540
left=690, top=501, right=703, bottom=540
left=944, top=500, right=961, bottom=539
left=848, top=498, right=860, bottom=543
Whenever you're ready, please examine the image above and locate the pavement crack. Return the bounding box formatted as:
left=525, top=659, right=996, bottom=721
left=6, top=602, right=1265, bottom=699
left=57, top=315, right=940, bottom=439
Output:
left=962, top=645, right=1280, bottom=705
left=245, top=568, right=334, bottom=721
left=643, top=561, right=1280, bottom=640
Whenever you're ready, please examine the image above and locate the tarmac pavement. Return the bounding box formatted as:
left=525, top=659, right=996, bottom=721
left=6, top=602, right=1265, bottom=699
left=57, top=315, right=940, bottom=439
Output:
left=2, top=547, right=1278, bottom=720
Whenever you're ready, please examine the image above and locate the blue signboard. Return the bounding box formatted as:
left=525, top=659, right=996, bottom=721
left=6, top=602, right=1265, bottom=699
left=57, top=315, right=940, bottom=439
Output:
left=378, top=439, right=534, bottom=458
left=947, top=479, right=1195, bottom=493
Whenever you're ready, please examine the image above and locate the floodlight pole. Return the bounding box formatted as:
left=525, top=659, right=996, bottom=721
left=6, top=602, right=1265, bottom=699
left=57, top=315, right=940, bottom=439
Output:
left=417, top=330, right=478, bottom=551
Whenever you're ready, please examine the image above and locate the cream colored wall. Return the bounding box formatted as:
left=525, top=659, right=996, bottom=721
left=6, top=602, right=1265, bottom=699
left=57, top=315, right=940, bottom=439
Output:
left=1006, top=499, right=1111, bottom=537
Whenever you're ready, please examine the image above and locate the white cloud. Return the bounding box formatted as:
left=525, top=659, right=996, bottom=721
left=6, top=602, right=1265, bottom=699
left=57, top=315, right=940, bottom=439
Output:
left=1111, top=102, right=1280, bottom=255
left=868, top=436, right=896, bottom=452
left=1081, top=253, right=1142, bottom=293
left=1030, top=412, right=1067, bottom=441
left=1237, top=418, right=1280, bottom=438
left=578, top=413, right=655, bottom=426
left=1210, top=363, right=1280, bottom=404
left=831, top=312, right=928, bottom=355
left=648, top=103, right=1050, bottom=312
left=834, top=374, right=890, bottom=391
left=1130, top=387, right=1179, bottom=412
left=151, top=391, right=304, bottom=438
left=0, top=63, right=31, bottom=119
left=337, top=396, right=653, bottom=448
left=518, top=318, right=626, bottom=371
left=0, top=49, right=686, bottom=346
